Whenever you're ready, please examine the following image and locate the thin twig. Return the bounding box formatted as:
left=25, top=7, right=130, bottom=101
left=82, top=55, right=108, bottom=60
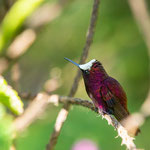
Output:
left=61, top=97, right=136, bottom=150
left=7, top=2, right=70, bottom=149
left=100, top=114, right=136, bottom=150
left=46, top=0, right=100, bottom=150
left=13, top=93, right=96, bottom=132
left=12, top=0, right=150, bottom=150
left=68, top=0, right=100, bottom=97
left=13, top=93, right=136, bottom=150
left=13, top=93, right=50, bottom=132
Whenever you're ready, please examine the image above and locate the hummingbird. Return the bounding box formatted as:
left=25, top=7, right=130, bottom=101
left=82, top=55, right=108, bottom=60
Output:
left=64, top=57, right=140, bottom=136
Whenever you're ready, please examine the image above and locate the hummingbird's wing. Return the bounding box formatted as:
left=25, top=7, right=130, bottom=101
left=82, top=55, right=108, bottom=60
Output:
left=100, top=77, right=129, bottom=121
left=103, top=77, right=128, bottom=111
left=100, top=85, right=115, bottom=108
left=102, top=77, right=141, bottom=136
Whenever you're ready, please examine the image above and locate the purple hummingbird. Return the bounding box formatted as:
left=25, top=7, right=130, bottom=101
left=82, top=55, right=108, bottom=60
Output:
left=64, top=57, right=140, bottom=136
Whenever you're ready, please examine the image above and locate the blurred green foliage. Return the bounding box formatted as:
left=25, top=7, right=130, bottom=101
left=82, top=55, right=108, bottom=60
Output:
left=0, top=0, right=149, bottom=150
left=0, top=75, right=23, bottom=150
left=0, top=0, right=43, bottom=52
left=0, top=104, right=13, bottom=150
left=0, top=76, right=23, bottom=115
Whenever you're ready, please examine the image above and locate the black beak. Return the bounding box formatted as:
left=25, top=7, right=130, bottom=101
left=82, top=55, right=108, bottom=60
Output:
left=64, top=57, right=80, bottom=68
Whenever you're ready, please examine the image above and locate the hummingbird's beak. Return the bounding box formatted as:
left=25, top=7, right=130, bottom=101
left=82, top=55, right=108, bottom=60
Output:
left=64, top=57, right=80, bottom=68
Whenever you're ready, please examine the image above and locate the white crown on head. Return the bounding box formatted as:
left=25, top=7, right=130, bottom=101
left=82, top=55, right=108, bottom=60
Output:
left=79, top=59, right=96, bottom=70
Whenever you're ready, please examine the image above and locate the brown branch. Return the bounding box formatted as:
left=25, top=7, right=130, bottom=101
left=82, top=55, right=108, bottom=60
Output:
left=13, top=93, right=49, bottom=132
left=100, top=113, right=136, bottom=150
left=5, top=2, right=69, bottom=149
left=13, top=93, right=96, bottom=132
left=68, top=0, right=100, bottom=97
left=12, top=1, right=150, bottom=149
left=46, top=0, right=100, bottom=150
left=13, top=93, right=136, bottom=150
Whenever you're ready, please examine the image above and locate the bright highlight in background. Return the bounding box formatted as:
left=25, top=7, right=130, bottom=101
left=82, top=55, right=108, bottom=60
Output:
left=72, top=139, right=99, bottom=150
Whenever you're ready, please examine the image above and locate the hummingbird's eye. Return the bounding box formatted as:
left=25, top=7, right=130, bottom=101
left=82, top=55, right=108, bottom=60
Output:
left=93, top=65, right=98, bottom=68
left=84, top=70, right=90, bottom=75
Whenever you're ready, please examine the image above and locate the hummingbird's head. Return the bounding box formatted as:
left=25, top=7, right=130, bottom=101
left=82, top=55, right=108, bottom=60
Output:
left=65, top=57, right=108, bottom=86
left=64, top=57, right=105, bottom=76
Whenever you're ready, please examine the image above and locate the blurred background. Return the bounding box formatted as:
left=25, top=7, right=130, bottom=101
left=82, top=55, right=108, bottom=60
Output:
left=0, top=0, right=149, bottom=150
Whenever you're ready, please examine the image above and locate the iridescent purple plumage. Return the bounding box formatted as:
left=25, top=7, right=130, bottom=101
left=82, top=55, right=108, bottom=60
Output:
left=82, top=61, right=129, bottom=118
left=64, top=58, right=140, bottom=136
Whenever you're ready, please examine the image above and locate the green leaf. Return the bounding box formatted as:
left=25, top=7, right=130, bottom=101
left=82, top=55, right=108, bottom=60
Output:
left=0, top=114, right=13, bottom=150
left=0, top=0, right=44, bottom=52
left=0, top=76, right=23, bottom=115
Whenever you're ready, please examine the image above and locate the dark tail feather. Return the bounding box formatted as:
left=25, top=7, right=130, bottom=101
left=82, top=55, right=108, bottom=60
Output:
left=113, top=103, right=141, bottom=136
left=113, top=101, right=129, bottom=122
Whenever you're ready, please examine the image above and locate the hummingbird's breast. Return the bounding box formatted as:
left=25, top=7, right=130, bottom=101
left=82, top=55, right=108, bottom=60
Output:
left=83, top=75, right=107, bottom=111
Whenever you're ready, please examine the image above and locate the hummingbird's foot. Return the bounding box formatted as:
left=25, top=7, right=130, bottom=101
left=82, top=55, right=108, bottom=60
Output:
left=107, top=109, right=114, bottom=115
left=98, top=108, right=114, bottom=117
left=94, top=107, right=98, bottom=113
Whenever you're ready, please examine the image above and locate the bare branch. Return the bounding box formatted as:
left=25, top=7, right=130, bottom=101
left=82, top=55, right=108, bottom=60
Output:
left=13, top=93, right=49, bottom=132
left=47, top=0, right=100, bottom=150
left=13, top=93, right=136, bottom=150
left=69, top=0, right=100, bottom=97
left=13, top=93, right=96, bottom=132
left=61, top=97, right=137, bottom=150
left=100, top=113, right=136, bottom=150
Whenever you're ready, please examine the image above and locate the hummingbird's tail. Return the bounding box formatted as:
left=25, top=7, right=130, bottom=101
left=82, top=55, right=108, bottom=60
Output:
left=113, top=102, right=141, bottom=136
